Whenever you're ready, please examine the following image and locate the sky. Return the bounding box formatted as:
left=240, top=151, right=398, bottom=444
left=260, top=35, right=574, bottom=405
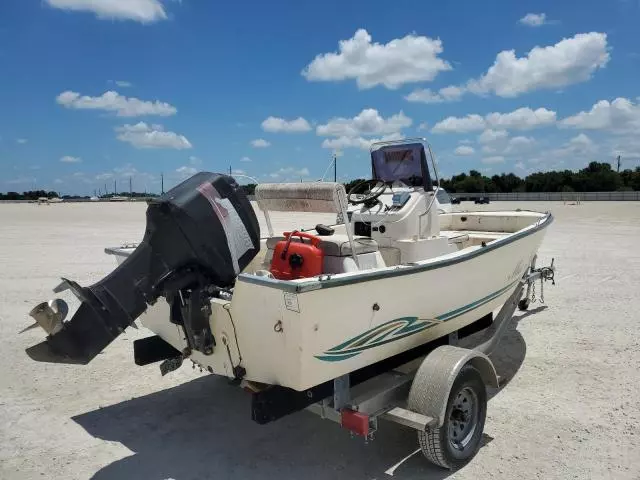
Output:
left=1, top=0, right=640, bottom=195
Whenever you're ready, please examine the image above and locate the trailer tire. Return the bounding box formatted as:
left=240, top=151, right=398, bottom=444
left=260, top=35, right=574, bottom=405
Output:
left=413, top=365, right=487, bottom=469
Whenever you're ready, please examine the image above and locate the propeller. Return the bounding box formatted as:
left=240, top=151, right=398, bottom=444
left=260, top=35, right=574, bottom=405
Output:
left=21, top=299, right=69, bottom=335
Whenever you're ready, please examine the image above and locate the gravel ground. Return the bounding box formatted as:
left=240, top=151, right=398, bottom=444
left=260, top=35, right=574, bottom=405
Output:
left=0, top=200, right=638, bottom=480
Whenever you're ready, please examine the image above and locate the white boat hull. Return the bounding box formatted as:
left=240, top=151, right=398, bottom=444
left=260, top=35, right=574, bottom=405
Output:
left=136, top=212, right=551, bottom=391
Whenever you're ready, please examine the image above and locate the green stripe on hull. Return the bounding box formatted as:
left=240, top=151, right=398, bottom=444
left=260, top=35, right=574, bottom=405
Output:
left=314, top=280, right=518, bottom=362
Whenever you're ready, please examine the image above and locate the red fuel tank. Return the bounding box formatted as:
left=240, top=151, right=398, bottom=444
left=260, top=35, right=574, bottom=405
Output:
left=270, top=231, right=324, bottom=280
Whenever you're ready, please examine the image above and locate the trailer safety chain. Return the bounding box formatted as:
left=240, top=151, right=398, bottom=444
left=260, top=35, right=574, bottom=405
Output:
left=530, top=265, right=555, bottom=305
left=530, top=278, right=536, bottom=304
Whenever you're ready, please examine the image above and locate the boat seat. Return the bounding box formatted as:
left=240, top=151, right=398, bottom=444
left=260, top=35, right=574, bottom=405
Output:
left=266, top=234, right=378, bottom=257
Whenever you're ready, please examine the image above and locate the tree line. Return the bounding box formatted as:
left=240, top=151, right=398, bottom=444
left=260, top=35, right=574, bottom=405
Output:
left=0, top=190, right=60, bottom=201
left=3, top=162, right=639, bottom=200
left=439, top=162, right=640, bottom=193
left=241, top=162, right=640, bottom=195
left=0, top=190, right=159, bottom=200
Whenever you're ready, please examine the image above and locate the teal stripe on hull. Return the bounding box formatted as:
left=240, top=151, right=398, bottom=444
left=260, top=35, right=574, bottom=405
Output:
left=436, top=280, right=518, bottom=322
left=315, top=280, right=518, bottom=362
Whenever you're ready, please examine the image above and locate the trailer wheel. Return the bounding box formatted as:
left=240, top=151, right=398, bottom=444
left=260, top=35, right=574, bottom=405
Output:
left=518, top=298, right=530, bottom=311
left=411, top=365, right=487, bottom=469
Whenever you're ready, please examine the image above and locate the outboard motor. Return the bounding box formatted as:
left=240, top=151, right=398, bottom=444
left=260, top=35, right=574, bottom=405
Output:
left=25, top=172, right=260, bottom=365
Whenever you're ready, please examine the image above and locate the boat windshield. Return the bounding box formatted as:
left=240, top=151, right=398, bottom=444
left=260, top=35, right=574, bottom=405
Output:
left=435, top=188, right=451, bottom=204
left=371, top=143, right=430, bottom=188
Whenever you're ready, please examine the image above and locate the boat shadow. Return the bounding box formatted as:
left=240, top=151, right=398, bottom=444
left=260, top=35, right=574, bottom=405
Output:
left=72, top=308, right=543, bottom=480
left=460, top=305, right=546, bottom=399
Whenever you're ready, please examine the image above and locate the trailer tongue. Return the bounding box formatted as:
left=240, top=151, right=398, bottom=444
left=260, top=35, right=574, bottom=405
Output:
left=25, top=172, right=260, bottom=364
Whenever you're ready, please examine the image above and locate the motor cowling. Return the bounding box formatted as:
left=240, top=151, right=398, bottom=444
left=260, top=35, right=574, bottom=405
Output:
left=25, top=172, right=260, bottom=365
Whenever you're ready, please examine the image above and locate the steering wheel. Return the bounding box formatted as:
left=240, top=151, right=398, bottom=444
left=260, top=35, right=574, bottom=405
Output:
left=347, top=180, right=388, bottom=205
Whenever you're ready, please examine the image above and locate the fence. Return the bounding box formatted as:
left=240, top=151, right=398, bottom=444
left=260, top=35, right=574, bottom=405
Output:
left=452, top=191, right=640, bottom=201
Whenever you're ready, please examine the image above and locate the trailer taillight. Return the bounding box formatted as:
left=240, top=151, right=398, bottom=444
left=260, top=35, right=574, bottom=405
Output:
left=340, top=409, right=370, bottom=437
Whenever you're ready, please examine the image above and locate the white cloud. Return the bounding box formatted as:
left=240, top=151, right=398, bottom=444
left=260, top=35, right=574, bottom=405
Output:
left=232, top=169, right=246, bottom=175
left=189, top=156, right=201, bottom=165
left=560, top=97, right=640, bottom=134
left=317, top=109, right=411, bottom=137
left=115, top=80, right=132, bottom=87
left=509, top=136, right=536, bottom=146
left=321, top=133, right=404, bottom=150
left=486, top=107, right=556, bottom=130
left=405, top=85, right=464, bottom=104
left=54, top=178, right=64, bottom=185
left=418, top=122, right=429, bottom=131
left=96, top=173, right=113, bottom=180
left=554, top=133, right=598, bottom=157
left=271, top=167, right=310, bottom=178
left=45, top=0, right=167, bottom=23
left=515, top=162, right=526, bottom=170
left=176, top=166, right=198, bottom=177
left=454, top=145, right=475, bottom=156
left=115, top=122, right=192, bottom=149
left=465, top=32, right=609, bottom=97
left=261, top=116, right=311, bottom=133
left=518, top=13, right=548, bottom=27
left=60, top=155, right=81, bottom=163
left=570, top=133, right=596, bottom=150
left=405, top=89, right=443, bottom=104
left=482, top=145, right=497, bottom=154
left=301, top=28, right=451, bottom=89
left=482, top=156, right=505, bottom=164
left=56, top=90, right=177, bottom=117
left=504, top=136, right=536, bottom=154
left=240, top=156, right=252, bottom=162
left=6, top=176, right=36, bottom=185
left=431, top=114, right=486, bottom=133
left=478, top=129, right=508, bottom=144
left=114, top=164, right=139, bottom=177
left=251, top=138, right=271, bottom=148
left=16, top=138, right=28, bottom=144
left=478, top=132, right=537, bottom=157
left=432, top=107, right=556, bottom=134
left=611, top=136, right=640, bottom=160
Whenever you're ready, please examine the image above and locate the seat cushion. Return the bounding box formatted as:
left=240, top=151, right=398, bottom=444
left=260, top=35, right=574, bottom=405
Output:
left=266, top=234, right=378, bottom=257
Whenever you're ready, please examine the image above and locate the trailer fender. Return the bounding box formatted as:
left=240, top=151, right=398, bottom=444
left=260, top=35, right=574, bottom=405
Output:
left=407, top=345, right=498, bottom=428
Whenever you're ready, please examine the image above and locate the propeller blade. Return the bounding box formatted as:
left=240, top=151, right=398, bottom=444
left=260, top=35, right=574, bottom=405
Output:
left=27, top=299, right=69, bottom=335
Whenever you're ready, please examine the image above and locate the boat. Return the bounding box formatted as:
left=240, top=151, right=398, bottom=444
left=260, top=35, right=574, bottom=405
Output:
left=23, top=138, right=555, bottom=469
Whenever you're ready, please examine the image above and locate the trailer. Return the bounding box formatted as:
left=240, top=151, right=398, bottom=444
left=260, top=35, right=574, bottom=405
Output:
left=300, top=257, right=554, bottom=469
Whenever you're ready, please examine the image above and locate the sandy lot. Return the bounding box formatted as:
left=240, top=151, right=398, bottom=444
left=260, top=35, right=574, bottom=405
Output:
left=0, top=200, right=639, bottom=480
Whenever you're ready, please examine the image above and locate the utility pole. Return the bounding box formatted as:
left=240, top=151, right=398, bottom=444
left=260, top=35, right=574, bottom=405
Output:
left=229, top=165, right=232, bottom=175
left=617, top=155, right=622, bottom=173
left=105, top=183, right=108, bottom=195
left=161, top=173, right=164, bottom=195
left=114, top=179, right=117, bottom=195
left=331, top=150, right=343, bottom=182
left=129, top=176, right=132, bottom=195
